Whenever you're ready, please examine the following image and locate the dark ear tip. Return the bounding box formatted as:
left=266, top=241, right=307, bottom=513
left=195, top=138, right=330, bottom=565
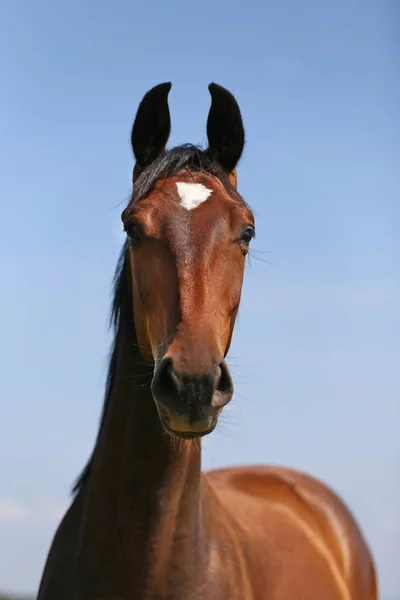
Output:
left=208, top=82, right=234, bottom=99
left=159, top=81, right=172, bottom=91
left=146, top=82, right=172, bottom=98
left=208, top=82, right=225, bottom=96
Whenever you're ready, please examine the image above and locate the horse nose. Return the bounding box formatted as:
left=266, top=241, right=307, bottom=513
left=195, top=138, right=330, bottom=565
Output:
left=212, top=360, right=234, bottom=408
left=151, top=357, right=182, bottom=408
left=151, top=357, right=234, bottom=432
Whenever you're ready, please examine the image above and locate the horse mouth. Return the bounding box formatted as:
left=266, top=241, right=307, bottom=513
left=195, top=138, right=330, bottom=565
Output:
left=159, top=415, right=217, bottom=439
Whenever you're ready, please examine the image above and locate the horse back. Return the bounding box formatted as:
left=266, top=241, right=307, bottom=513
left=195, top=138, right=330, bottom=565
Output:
left=206, top=465, right=377, bottom=599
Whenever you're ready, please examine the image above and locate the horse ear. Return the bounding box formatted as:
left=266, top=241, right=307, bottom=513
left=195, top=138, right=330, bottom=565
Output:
left=131, top=82, right=172, bottom=170
left=206, top=83, right=245, bottom=174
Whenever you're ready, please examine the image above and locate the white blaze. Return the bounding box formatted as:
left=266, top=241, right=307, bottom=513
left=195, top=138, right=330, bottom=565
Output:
left=176, top=182, right=212, bottom=211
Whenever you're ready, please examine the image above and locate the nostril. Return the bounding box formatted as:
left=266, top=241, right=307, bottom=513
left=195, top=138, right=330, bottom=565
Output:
left=217, top=361, right=233, bottom=394
left=152, top=358, right=180, bottom=405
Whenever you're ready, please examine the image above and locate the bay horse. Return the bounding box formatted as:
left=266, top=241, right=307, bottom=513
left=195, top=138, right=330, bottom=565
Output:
left=37, top=83, right=377, bottom=599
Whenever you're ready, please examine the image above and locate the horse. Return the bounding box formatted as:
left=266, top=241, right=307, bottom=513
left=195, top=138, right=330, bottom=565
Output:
left=37, top=82, right=377, bottom=599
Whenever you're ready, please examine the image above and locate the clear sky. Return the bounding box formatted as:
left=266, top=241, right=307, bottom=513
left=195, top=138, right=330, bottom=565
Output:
left=0, top=0, right=398, bottom=597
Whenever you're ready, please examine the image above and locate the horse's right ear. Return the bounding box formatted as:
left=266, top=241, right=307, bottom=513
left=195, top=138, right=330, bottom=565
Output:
left=131, top=82, right=172, bottom=171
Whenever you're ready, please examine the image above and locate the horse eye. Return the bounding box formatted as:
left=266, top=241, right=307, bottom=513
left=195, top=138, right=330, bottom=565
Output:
left=240, top=226, right=255, bottom=246
left=124, top=221, right=143, bottom=246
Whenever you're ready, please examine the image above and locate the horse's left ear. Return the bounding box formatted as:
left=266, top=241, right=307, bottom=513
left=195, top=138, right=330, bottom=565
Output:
left=131, top=82, right=172, bottom=171
left=206, top=83, right=245, bottom=179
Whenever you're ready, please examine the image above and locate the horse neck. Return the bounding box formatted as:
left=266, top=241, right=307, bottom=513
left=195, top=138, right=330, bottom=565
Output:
left=74, top=321, right=206, bottom=597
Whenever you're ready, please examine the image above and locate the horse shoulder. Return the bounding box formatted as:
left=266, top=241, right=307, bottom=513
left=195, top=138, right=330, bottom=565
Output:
left=206, top=465, right=377, bottom=599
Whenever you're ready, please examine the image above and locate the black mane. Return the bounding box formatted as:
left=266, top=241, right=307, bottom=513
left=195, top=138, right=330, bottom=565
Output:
left=72, top=242, right=130, bottom=493
left=72, top=144, right=243, bottom=494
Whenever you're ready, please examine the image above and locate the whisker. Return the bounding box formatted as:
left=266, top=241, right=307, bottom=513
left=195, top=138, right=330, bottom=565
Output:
left=214, top=421, right=237, bottom=440
left=249, top=248, right=275, bottom=265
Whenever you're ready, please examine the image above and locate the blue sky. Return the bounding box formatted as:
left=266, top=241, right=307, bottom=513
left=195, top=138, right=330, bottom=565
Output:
left=0, top=0, right=398, bottom=597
